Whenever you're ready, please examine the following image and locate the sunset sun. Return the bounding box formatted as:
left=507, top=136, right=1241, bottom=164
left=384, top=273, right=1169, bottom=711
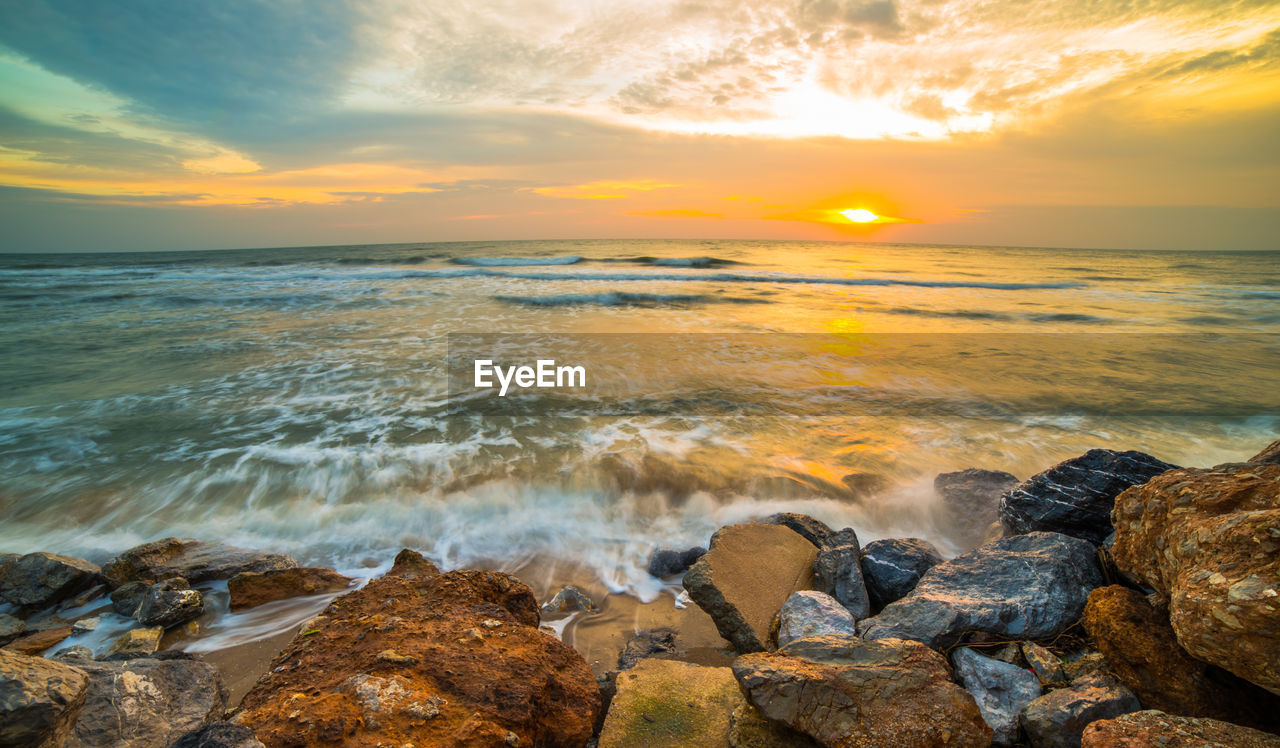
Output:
left=840, top=208, right=879, bottom=223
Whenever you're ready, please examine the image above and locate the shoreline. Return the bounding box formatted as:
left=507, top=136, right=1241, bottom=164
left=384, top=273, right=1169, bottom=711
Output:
left=3, top=439, right=1278, bottom=746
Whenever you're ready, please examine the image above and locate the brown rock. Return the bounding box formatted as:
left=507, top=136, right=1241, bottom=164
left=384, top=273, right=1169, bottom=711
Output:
left=103, top=626, right=165, bottom=659
left=1082, top=709, right=1280, bottom=747
left=385, top=548, right=440, bottom=581
left=0, top=552, right=101, bottom=608
left=1020, top=672, right=1141, bottom=748
left=1082, top=585, right=1280, bottom=729
left=1249, top=440, right=1280, bottom=465
left=682, top=523, right=818, bottom=653
left=733, top=635, right=992, bottom=747
left=227, top=568, right=354, bottom=611
left=597, top=659, right=741, bottom=748
left=4, top=625, right=73, bottom=655
left=0, top=649, right=89, bottom=748
left=236, top=568, right=599, bottom=747
left=1111, top=462, right=1280, bottom=695
left=102, top=538, right=297, bottom=587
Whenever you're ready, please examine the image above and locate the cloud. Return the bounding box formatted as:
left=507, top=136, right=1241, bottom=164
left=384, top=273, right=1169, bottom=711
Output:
left=624, top=208, right=725, bottom=218
left=531, top=179, right=678, bottom=199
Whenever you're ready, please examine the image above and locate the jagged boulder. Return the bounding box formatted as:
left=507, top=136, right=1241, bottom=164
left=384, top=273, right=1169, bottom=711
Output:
left=761, top=513, right=835, bottom=548
left=683, top=523, right=817, bottom=653
left=952, top=647, right=1042, bottom=746
left=597, top=659, right=739, bottom=748
left=1249, top=440, right=1280, bottom=465
left=776, top=591, right=858, bottom=647
left=170, top=722, right=266, bottom=748
left=936, top=468, right=1020, bottom=547
left=111, top=578, right=203, bottom=628
left=1111, top=462, right=1280, bottom=695
left=860, top=537, right=943, bottom=609
left=647, top=546, right=707, bottom=578
left=1082, top=585, right=1280, bottom=729
left=1000, top=449, right=1176, bottom=544
left=1082, top=710, right=1280, bottom=747
left=236, top=568, right=600, bottom=747
left=102, top=538, right=296, bottom=587
left=227, top=567, right=354, bottom=611
left=859, top=532, right=1103, bottom=650
left=0, top=552, right=101, bottom=608
left=811, top=528, right=870, bottom=619
left=63, top=653, right=227, bottom=748
left=0, top=649, right=89, bottom=748
left=733, top=635, right=991, bottom=747
left=1020, top=672, right=1140, bottom=748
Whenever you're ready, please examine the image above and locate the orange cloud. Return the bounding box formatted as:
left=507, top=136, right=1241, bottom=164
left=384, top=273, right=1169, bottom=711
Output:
left=624, top=208, right=725, bottom=218
left=531, top=179, right=677, bottom=199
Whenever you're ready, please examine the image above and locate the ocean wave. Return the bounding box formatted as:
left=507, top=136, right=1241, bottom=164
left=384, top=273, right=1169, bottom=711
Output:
left=623, top=256, right=744, bottom=268
left=493, top=292, right=771, bottom=307
left=450, top=255, right=585, bottom=266
left=405, top=268, right=1086, bottom=290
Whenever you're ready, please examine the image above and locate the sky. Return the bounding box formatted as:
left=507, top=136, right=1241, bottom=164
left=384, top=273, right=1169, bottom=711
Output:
left=0, top=0, right=1278, bottom=252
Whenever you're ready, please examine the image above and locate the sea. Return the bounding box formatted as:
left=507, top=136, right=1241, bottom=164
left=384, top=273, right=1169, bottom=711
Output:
left=1, top=239, right=1277, bottom=668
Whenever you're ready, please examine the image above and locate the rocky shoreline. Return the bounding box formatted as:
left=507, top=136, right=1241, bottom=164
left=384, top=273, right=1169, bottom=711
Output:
left=3, top=441, right=1278, bottom=747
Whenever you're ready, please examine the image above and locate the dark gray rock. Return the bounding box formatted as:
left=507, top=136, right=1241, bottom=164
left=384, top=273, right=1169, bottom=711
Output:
left=952, top=647, right=1042, bottom=746
left=540, top=585, right=598, bottom=618
left=170, top=722, right=265, bottom=748
left=646, top=546, right=706, bottom=578
left=859, top=532, right=1104, bottom=650
left=860, top=537, right=943, bottom=610
left=101, top=538, right=296, bottom=587
left=999, top=449, right=1176, bottom=545
left=936, top=468, right=1020, bottom=547
left=812, top=528, right=870, bottom=619
left=761, top=513, right=835, bottom=548
left=52, top=645, right=95, bottom=663
left=618, top=627, right=682, bottom=670
left=776, top=591, right=858, bottom=646
left=0, top=552, right=101, bottom=608
left=1022, top=642, right=1068, bottom=686
left=0, top=649, right=90, bottom=748
left=111, top=578, right=203, bottom=628
left=1020, top=672, right=1141, bottom=748
left=64, top=655, right=228, bottom=747
left=0, top=611, right=26, bottom=643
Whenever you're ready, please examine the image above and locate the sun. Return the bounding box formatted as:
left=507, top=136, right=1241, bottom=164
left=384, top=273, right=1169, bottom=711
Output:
left=840, top=208, right=879, bottom=223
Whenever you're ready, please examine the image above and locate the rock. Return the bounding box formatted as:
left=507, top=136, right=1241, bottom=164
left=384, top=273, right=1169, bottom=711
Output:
left=727, top=702, right=818, bottom=747
left=71, top=616, right=100, bottom=635
left=101, top=538, right=297, bottom=587
left=936, top=468, right=1020, bottom=547
left=227, top=567, right=354, bottom=611
left=4, top=625, right=73, bottom=655
left=683, top=523, right=818, bottom=653
left=733, top=635, right=992, bottom=747
left=646, top=546, right=707, bottom=578
left=1022, top=642, right=1068, bottom=686
left=112, top=578, right=203, bottom=628
left=1248, top=440, right=1280, bottom=465
left=65, top=654, right=228, bottom=747
left=52, top=645, right=95, bottom=662
left=1000, top=449, right=1176, bottom=544
left=952, top=646, right=1042, bottom=746
left=760, top=513, right=834, bottom=548
left=597, top=659, right=741, bottom=748
left=811, top=528, right=871, bottom=619
left=170, top=722, right=266, bottom=748
left=1081, top=584, right=1280, bottom=728
left=0, top=552, right=101, bottom=608
left=1082, top=710, right=1280, bottom=747
left=1061, top=652, right=1109, bottom=682
left=236, top=568, right=600, bottom=747
left=0, top=612, right=26, bottom=643
left=541, top=585, right=599, bottom=618
left=860, top=537, right=943, bottom=610
left=1020, top=672, right=1141, bottom=748
left=0, top=649, right=89, bottom=748
left=385, top=548, right=440, bottom=581
left=859, top=532, right=1104, bottom=650
left=618, top=628, right=682, bottom=670
left=102, top=626, right=164, bottom=659
left=776, top=591, right=858, bottom=647
left=1110, top=462, right=1280, bottom=695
